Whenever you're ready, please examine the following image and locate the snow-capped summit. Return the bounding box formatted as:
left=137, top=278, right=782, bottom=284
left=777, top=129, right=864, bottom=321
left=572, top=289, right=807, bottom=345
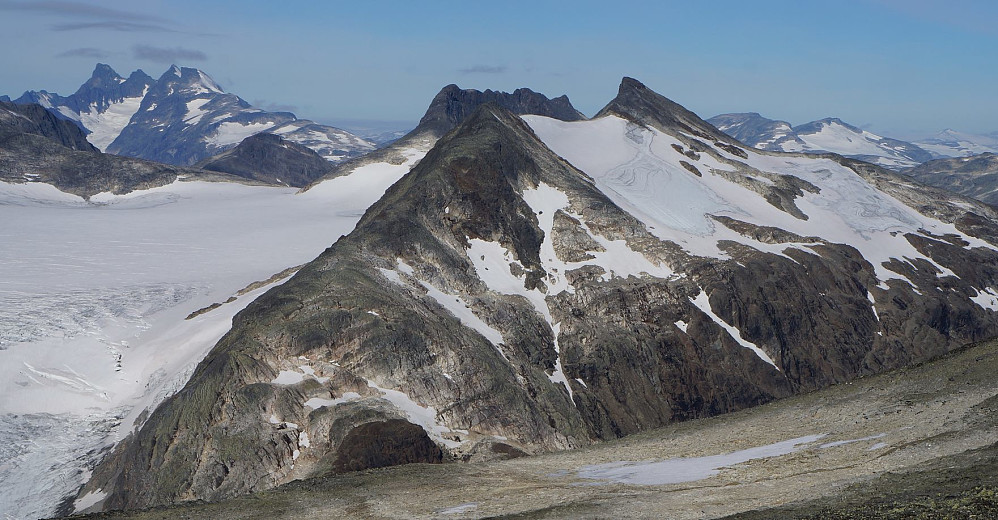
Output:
left=707, top=112, right=934, bottom=169
left=12, top=64, right=374, bottom=165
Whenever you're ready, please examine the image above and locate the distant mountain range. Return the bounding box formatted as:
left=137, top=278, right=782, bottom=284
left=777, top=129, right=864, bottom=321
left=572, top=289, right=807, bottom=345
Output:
left=707, top=113, right=935, bottom=169
left=915, top=129, right=998, bottom=158
left=10, top=64, right=375, bottom=165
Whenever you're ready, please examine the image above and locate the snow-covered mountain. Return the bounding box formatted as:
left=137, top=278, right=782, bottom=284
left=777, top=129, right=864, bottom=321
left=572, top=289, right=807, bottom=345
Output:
left=75, top=78, right=998, bottom=513
left=14, top=64, right=154, bottom=152
left=708, top=113, right=934, bottom=169
left=13, top=64, right=375, bottom=165
left=915, top=129, right=998, bottom=158
left=0, top=82, right=588, bottom=519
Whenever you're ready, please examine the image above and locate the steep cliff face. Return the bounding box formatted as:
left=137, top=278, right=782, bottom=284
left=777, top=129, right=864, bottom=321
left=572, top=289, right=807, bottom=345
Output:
left=80, top=80, right=998, bottom=512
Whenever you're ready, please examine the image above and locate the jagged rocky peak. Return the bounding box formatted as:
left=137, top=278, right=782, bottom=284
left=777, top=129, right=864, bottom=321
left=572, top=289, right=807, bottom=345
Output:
left=596, top=77, right=735, bottom=144
left=416, top=83, right=586, bottom=137
left=72, top=63, right=154, bottom=111
left=155, top=64, right=225, bottom=95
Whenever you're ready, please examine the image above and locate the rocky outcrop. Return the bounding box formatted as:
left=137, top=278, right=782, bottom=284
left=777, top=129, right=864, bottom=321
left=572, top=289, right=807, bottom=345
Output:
left=0, top=101, right=96, bottom=151
left=80, top=80, right=998, bottom=513
left=416, top=84, right=585, bottom=137
left=0, top=101, right=251, bottom=198
left=903, top=153, right=998, bottom=206
left=196, top=133, right=333, bottom=187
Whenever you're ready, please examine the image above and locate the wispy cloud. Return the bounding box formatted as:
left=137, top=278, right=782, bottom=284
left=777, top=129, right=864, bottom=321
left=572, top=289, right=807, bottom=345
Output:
left=458, top=65, right=507, bottom=74
left=55, top=47, right=108, bottom=59
left=52, top=21, right=175, bottom=32
left=253, top=100, right=298, bottom=113
left=0, top=0, right=167, bottom=22
left=132, top=45, right=206, bottom=63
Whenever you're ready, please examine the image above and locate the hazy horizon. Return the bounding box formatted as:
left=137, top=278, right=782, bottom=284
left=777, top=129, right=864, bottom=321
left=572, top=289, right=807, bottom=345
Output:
left=1, top=0, right=996, bottom=137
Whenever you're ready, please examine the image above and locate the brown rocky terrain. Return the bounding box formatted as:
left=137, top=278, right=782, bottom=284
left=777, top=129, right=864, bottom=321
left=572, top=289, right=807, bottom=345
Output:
left=62, top=337, right=998, bottom=519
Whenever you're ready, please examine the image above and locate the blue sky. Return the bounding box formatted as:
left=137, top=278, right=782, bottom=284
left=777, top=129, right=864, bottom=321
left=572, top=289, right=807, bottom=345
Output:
left=0, top=0, right=995, bottom=137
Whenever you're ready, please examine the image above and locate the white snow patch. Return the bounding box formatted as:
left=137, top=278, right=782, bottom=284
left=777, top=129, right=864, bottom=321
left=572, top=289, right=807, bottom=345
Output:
left=820, top=433, right=886, bottom=449
left=72, top=489, right=107, bottom=513
left=205, top=121, right=276, bottom=148
left=576, top=434, right=825, bottom=485
left=419, top=280, right=506, bottom=353
left=675, top=320, right=689, bottom=333
left=78, top=89, right=147, bottom=151
left=970, top=287, right=998, bottom=311
left=439, top=503, right=479, bottom=515
left=867, top=290, right=879, bottom=321
left=691, top=289, right=779, bottom=369
left=304, top=392, right=362, bottom=410
left=271, top=370, right=306, bottom=385
left=183, top=98, right=211, bottom=126
left=366, top=380, right=466, bottom=448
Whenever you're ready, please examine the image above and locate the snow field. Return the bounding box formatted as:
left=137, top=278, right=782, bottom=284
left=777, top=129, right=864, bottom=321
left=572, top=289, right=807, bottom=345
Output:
left=0, top=146, right=427, bottom=519
left=523, top=115, right=998, bottom=320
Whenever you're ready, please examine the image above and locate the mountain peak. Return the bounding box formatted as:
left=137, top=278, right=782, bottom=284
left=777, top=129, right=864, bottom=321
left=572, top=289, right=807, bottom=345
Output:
left=415, top=84, right=584, bottom=138
left=155, top=65, right=224, bottom=94
left=81, top=63, right=124, bottom=90
left=596, top=76, right=733, bottom=142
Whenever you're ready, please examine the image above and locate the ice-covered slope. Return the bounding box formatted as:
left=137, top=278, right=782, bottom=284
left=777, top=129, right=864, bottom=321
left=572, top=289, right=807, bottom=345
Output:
left=708, top=113, right=934, bottom=169
left=0, top=150, right=422, bottom=519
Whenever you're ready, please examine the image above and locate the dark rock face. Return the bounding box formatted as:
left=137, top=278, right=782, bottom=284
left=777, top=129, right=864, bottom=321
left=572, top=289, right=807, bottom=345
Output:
left=904, top=153, right=998, bottom=206
left=0, top=101, right=96, bottom=151
left=598, top=77, right=737, bottom=144
left=307, top=83, right=588, bottom=188
left=197, top=133, right=332, bottom=187
left=80, top=81, right=998, bottom=513
left=332, top=419, right=443, bottom=473
left=417, top=84, right=585, bottom=138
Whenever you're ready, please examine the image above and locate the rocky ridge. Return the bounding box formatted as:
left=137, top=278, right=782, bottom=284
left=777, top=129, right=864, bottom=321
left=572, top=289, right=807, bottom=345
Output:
left=76, top=78, right=998, bottom=513
left=196, top=133, right=333, bottom=188
left=305, top=83, right=588, bottom=188
left=903, top=153, right=998, bottom=207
